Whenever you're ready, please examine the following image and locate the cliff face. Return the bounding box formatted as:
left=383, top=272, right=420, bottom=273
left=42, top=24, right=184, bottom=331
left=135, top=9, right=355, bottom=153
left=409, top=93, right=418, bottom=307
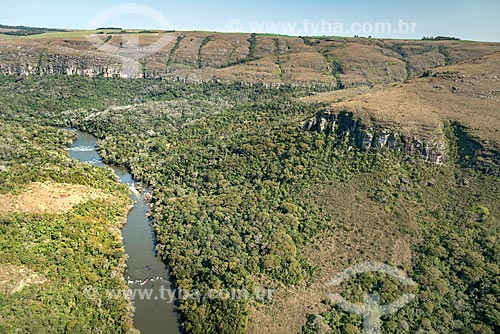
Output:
left=0, top=46, right=154, bottom=79
left=303, top=52, right=500, bottom=173
left=304, top=111, right=447, bottom=164
left=0, top=54, right=134, bottom=78
left=0, top=31, right=499, bottom=86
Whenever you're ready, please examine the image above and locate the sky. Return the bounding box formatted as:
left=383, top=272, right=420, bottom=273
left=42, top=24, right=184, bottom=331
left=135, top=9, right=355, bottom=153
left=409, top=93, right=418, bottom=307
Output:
left=1, top=0, right=499, bottom=41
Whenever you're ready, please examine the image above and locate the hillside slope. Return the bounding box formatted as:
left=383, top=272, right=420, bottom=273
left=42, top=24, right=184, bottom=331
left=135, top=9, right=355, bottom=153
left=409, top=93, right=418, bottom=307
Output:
left=303, top=52, right=500, bottom=174
left=0, top=30, right=499, bottom=87
left=0, top=29, right=499, bottom=334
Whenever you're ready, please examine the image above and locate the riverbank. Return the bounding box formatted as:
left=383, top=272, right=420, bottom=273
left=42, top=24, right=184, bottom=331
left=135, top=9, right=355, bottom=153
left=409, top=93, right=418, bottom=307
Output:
left=0, top=123, right=135, bottom=333
left=68, top=129, right=179, bottom=334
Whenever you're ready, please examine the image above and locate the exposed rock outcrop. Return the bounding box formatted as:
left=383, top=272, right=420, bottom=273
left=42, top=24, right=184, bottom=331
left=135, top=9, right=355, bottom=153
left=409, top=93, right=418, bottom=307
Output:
left=1, top=32, right=498, bottom=86
left=304, top=111, right=447, bottom=164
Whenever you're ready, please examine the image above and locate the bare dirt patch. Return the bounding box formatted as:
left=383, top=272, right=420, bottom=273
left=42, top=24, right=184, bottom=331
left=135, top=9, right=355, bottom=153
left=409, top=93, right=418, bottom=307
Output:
left=0, top=263, right=47, bottom=295
left=0, top=181, right=109, bottom=214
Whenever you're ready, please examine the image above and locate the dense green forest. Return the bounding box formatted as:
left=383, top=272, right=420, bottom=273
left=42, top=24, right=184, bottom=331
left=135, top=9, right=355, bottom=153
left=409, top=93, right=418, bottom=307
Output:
left=302, top=136, right=500, bottom=333
left=0, top=74, right=498, bottom=333
left=0, top=122, right=134, bottom=333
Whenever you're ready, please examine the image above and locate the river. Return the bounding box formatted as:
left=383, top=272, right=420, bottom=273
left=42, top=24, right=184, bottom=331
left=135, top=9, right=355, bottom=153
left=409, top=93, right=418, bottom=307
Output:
left=67, top=130, right=179, bottom=334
